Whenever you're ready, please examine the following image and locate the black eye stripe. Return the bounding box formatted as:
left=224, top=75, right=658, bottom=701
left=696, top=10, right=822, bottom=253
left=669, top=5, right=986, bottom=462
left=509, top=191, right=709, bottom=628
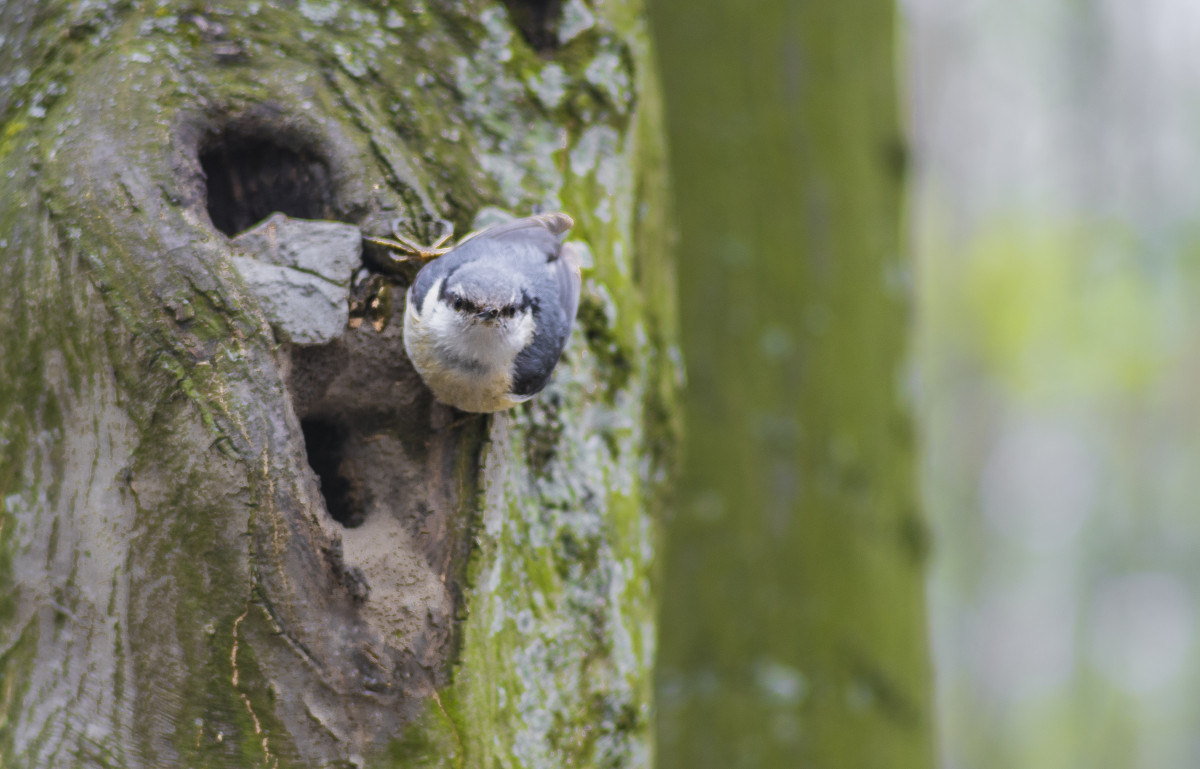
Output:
left=449, top=296, right=480, bottom=313
left=445, top=291, right=525, bottom=317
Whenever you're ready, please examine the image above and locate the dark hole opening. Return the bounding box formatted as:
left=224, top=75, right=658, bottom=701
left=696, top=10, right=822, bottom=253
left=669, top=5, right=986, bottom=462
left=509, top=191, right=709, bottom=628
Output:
left=300, top=417, right=364, bottom=528
left=200, top=131, right=334, bottom=236
left=501, top=0, right=564, bottom=52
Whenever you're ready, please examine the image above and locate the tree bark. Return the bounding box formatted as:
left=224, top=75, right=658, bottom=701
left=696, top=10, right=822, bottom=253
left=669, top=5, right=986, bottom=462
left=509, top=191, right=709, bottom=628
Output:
left=0, top=1, right=675, bottom=767
left=649, top=0, right=935, bottom=766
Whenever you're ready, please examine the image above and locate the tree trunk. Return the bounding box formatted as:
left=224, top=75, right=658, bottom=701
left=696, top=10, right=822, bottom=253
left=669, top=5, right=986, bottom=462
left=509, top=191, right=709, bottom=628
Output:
left=649, top=0, right=935, bottom=766
left=0, top=2, right=675, bottom=767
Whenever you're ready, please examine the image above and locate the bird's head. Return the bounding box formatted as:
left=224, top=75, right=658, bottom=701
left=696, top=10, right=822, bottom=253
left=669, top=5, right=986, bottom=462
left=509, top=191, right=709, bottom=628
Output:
left=438, top=263, right=533, bottom=330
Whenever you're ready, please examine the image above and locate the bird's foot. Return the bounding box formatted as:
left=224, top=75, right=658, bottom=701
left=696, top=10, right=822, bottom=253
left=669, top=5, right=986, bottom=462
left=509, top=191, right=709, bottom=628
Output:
left=364, top=219, right=454, bottom=263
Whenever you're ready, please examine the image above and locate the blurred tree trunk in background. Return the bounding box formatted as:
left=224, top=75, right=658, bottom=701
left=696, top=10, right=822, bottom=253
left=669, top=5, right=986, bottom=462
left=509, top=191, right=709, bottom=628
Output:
left=0, top=1, right=676, bottom=767
left=649, top=1, right=934, bottom=766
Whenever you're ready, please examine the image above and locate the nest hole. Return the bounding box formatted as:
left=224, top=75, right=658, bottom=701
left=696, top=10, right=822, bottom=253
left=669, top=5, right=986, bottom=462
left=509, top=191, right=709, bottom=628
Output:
left=501, top=0, right=565, bottom=52
left=201, top=128, right=334, bottom=236
left=300, top=417, right=364, bottom=528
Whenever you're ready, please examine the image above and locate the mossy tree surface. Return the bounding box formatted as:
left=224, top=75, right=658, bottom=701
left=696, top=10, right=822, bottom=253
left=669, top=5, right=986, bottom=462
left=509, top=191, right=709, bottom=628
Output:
left=0, top=1, right=675, bottom=767
left=649, top=1, right=934, bottom=767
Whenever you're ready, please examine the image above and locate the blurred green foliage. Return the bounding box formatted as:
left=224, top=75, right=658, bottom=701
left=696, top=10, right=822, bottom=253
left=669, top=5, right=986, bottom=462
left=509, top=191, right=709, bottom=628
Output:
left=926, top=216, right=1168, bottom=402
left=919, top=202, right=1200, bottom=769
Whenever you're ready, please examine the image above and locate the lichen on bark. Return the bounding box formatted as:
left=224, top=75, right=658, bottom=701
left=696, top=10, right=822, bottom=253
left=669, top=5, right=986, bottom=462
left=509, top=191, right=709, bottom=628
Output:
left=0, top=1, right=675, bottom=767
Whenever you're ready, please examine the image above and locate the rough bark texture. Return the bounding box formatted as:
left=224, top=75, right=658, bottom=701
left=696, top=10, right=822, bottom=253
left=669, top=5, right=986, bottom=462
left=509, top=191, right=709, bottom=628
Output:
left=648, top=1, right=934, bottom=767
left=0, top=1, right=676, bottom=767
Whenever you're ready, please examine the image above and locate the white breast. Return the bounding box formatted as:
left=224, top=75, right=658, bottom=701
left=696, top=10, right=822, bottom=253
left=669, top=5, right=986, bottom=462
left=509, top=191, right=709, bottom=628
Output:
left=403, top=279, right=537, bottom=413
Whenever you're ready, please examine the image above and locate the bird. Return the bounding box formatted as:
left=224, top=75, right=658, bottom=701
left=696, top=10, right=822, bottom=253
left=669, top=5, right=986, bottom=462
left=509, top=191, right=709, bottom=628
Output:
left=373, top=213, right=581, bottom=413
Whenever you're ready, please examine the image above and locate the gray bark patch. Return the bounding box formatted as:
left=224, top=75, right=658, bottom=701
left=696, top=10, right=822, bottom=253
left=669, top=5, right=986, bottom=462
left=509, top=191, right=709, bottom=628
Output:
left=230, top=214, right=361, bottom=345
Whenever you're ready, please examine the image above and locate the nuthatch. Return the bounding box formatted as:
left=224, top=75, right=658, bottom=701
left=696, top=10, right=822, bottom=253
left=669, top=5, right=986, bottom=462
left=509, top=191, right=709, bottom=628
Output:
left=371, top=213, right=581, bottom=413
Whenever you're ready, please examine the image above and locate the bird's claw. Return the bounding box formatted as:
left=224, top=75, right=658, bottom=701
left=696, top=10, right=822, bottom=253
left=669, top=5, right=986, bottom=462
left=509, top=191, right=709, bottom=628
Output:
left=364, top=218, right=455, bottom=263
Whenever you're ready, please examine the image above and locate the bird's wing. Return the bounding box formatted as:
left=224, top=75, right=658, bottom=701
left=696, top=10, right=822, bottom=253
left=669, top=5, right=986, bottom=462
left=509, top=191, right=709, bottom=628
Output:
left=456, top=213, right=574, bottom=260
left=509, top=242, right=582, bottom=398
left=510, top=311, right=570, bottom=397
left=554, top=242, right=583, bottom=336
left=505, top=219, right=581, bottom=397
left=471, top=212, right=574, bottom=242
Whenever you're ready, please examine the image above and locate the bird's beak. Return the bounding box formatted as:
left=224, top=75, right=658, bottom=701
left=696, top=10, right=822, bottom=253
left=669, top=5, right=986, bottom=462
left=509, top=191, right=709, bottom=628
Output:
left=476, top=308, right=500, bottom=322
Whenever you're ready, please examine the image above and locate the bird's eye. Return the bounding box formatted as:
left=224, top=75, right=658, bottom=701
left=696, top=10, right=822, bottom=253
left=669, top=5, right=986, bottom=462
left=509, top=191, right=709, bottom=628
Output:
left=502, top=307, right=515, bottom=317
left=453, top=297, right=464, bottom=311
